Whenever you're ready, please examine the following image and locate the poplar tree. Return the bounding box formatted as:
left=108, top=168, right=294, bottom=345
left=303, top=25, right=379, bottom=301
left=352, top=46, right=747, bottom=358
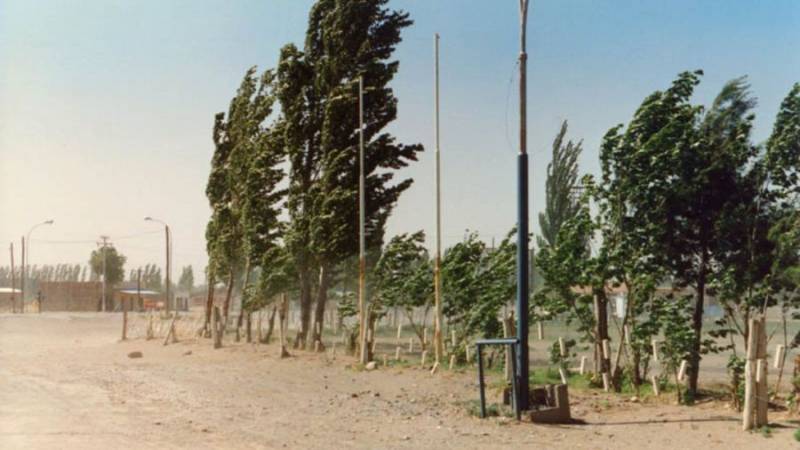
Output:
left=538, top=120, right=583, bottom=248
left=276, top=0, right=422, bottom=349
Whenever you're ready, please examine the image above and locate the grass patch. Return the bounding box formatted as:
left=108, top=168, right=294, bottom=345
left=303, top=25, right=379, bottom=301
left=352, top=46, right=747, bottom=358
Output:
left=461, top=400, right=514, bottom=418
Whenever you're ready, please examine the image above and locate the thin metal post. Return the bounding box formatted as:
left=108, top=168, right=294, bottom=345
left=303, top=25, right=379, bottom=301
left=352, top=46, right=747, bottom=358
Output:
left=165, top=224, right=171, bottom=312
left=10, top=243, right=16, bottom=313
left=357, top=76, right=369, bottom=364
left=20, top=236, right=25, bottom=311
left=477, top=344, right=486, bottom=418
left=433, top=33, right=444, bottom=363
left=516, top=0, right=531, bottom=412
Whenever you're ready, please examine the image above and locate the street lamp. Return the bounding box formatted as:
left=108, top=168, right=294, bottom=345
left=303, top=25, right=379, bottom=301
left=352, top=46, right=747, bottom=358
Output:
left=145, top=217, right=171, bottom=312
left=23, top=219, right=54, bottom=305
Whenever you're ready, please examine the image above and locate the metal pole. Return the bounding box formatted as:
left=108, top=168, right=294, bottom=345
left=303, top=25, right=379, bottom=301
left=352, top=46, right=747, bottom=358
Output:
left=357, top=76, right=369, bottom=364
left=25, top=220, right=54, bottom=304
left=165, top=224, right=171, bottom=313
left=20, top=236, right=25, bottom=312
left=10, top=243, right=16, bottom=313
left=433, top=33, right=444, bottom=363
left=516, top=0, right=531, bottom=412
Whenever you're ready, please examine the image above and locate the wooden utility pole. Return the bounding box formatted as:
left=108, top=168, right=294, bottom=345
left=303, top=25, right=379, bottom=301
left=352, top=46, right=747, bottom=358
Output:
left=433, top=32, right=444, bottom=364
left=10, top=243, right=16, bottom=313
left=20, top=236, right=25, bottom=313
left=358, top=76, right=370, bottom=365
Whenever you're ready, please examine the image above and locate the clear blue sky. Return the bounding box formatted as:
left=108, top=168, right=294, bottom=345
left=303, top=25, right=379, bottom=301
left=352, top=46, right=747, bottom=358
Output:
left=1, top=0, right=798, bottom=275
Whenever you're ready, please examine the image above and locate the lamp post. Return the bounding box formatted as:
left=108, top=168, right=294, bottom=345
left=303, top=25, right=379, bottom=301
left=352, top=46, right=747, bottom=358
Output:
left=145, top=217, right=171, bottom=312
left=23, top=219, right=54, bottom=305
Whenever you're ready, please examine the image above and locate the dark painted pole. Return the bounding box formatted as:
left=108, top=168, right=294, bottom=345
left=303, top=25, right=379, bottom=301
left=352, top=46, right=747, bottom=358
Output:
left=516, top=0, right=531, bottom=412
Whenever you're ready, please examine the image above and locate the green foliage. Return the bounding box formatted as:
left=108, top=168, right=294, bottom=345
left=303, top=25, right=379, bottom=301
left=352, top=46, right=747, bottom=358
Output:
left=441, top=231, right=516, bottom=345
left=793, top=428, right=800, bottom=442
left=279, top=0, right=422, bottom=277
left=88, top=246, right=126, bottom=286
left=727, top=355, right=745, bottom=410
left=374, top=231, right=432, bottom=313
left=534, top=189, right=598, bottom=341
left=538, top=120, right=583, bottom=249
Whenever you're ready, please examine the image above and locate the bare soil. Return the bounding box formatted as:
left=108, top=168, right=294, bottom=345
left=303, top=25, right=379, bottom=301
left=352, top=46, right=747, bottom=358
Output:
left=1, top=312, right=798, bottom=449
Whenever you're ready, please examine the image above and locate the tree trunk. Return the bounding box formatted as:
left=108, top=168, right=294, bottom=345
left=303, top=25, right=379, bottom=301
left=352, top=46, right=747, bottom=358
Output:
left=264, top=303, right=278, bottom=344
left=236, top=260, right=252, bottom=343
left=203, top=272, right=215, bottom=338
left=245, top=311, right=252, bottom=343
left=594, top=292, right=610, bottom=378
left=688, top=250, right=708, bottom=399
left=294, top=269, right=312, bottom=350
left=312, top=265, right=329, bottom=351
left=222, top=269, right=235, bottom=330
left=278, top=293, right=290, bottom=358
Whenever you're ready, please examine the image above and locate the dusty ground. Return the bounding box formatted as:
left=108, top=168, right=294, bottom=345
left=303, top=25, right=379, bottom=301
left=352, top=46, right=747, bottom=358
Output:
left=1, top=313, right=798, bottom=449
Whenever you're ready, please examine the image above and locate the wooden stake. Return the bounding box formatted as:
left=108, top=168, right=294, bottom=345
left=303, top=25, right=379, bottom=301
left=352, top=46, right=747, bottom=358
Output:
left=408, top=337, right=414, bottom=353
left=449, top=354, right=456, bottom=370
left=465, top=343, right=471, bottom=363
left=579, top=356, right=587, bottom=375
left=774, top=344, right=785, bottom=369
left=651, top=375, right=660, bottom=396
left=430, top=361, right=439, bottom=375
left=755, top=317, right=768, bottom=427
left=743, top=318, right=759, bottom=430
left=677, top=360, right=688, bottom=382
left=421, top=350, right=428, bottom=368
left=395, top=346, right=401, bottom=360
left=558, top=337, right=566, bottom=357
left=121, top=298, right=128, bottom=341
left=451, top=329, right=456, bottom=347
left=396, top=323, right=403, bottom=342
left=537, top=321, right=544, bottom=340
left=559, top=367, right=568, bottom=385
left=423, top=327, right=428, bottom=346
left=146, top=313, right=154, bottom=340
left=651, top=340, right=659, bottom=362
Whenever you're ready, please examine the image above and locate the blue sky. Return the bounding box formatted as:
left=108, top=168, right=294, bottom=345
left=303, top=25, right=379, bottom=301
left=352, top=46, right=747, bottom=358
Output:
left=1, top=0, right=798, bottom=275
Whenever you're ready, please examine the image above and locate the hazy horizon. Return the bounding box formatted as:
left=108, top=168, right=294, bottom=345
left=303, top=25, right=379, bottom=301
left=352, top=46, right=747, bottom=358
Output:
left=2, top=0, right=798, bottom=277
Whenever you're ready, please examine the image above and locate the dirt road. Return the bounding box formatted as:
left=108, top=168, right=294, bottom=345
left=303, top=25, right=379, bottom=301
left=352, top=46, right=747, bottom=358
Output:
left=0, top=313, right=796, bottom=449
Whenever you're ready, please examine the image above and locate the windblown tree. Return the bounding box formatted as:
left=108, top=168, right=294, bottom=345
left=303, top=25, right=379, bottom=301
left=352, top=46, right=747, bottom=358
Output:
left=441, top=232, right=515, bottom=349
left=276, top=0, right=422, bottom=350
left=538, top=120, right=583, bottom=249
left=373, top=231, right=432, bottom=348
left=205, top=67, right=282, bottom=335
left=595, top=72, right=800, bottom=398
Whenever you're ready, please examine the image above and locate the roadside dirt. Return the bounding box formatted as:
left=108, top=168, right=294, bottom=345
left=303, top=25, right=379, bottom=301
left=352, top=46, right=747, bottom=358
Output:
left=1, top=313, right=797, bottom=449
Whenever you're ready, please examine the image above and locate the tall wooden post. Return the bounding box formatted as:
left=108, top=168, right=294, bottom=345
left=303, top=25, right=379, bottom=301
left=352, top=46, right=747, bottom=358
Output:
left=433, top=32, right=444, bottom=364
left=357, top=76, right=370, bottom=365
left=10, top=243, right=16, bottom=313
left=20, top=236, right=25, bottom=313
